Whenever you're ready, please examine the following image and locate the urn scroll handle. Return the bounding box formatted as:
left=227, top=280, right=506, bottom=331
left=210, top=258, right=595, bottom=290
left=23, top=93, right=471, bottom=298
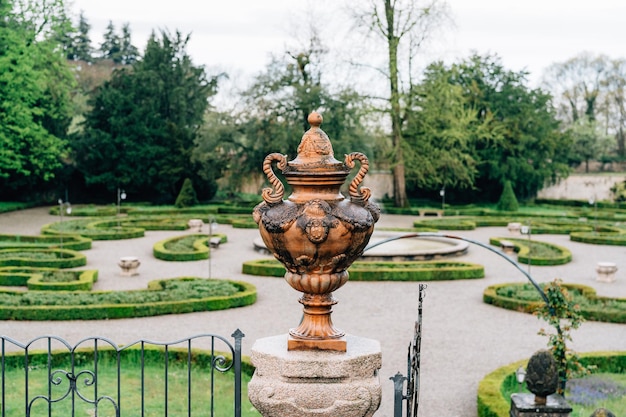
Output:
left=345, top=152, right=372, bottom=204
left=261, top=153, right=288, bottom=205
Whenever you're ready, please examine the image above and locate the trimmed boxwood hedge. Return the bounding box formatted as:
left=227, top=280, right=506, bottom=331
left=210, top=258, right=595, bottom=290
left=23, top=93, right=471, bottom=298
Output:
left=413, top=218, right=477, bottom=230
left=0, top=278, right=256, bottom=320
left=0, top=248, right=87, bottom=268
left=242, top=259, right=485, bottom=281
left=27, top=270, right=98, bottom=291
left=41, top=218, right=145, bottom=240
left=0, top=267, right=97, bottom=290
left=0, top=233, right=92, bottom=251
left=484, top=282, right=626, bottom=324
left=153, top=234, right=227, bottom=261
left=477, top=352, right=626, bottom=417
left=570, top=230, right=626, bottom=246
left=488, top=237, right=572, bottom=265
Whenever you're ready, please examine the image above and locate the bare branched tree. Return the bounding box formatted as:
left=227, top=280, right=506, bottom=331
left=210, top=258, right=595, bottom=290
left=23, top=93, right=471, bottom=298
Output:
left=349, top=0, right=451, bottom=207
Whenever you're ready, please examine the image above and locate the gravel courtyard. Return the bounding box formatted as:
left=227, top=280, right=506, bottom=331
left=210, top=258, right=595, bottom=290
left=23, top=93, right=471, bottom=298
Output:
left=1, top=207, right=625, bottom=416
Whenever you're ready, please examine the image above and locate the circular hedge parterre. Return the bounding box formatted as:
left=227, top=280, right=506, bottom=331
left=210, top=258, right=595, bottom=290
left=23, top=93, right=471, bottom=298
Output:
left=153, top=234, right=227, bottom=261
left=0, top=248, right=87, bottom=268
left=0, top=277, right=256, bottom=320
left=488, top=237, right=572, bottom=265
left=483, top=282, right=626, bottom=323
left=242, top=259, right=485, bottom=281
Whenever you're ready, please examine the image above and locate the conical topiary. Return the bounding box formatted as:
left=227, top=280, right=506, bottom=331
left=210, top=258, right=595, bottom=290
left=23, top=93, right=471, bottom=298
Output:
left=175, top=178, right=199, bottom=208
left=497, top=180, right=519, bottom=212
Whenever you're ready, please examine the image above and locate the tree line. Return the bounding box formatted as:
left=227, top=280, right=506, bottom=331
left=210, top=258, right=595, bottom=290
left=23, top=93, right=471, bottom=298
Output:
left=2, top=0, right=624, bottom=206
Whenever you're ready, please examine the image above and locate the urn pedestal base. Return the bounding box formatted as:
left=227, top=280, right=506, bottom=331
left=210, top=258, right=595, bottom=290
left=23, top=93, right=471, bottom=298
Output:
left=248, top=334, right=382, bottom=417
left=287, top=334, right=347, bottom=351
left=510, top=393, right=572, bottom=417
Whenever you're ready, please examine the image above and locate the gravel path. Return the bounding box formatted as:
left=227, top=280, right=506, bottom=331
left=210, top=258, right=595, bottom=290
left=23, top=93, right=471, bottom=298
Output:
left=1, top=207, right=625, bottom=416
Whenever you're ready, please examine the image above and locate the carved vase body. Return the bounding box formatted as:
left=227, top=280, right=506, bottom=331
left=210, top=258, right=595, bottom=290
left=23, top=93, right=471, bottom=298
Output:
left=253, top=113, right=380, bottom=351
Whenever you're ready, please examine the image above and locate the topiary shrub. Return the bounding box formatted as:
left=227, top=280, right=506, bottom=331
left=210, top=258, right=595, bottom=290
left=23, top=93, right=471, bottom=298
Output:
left=175, top=178, right=199, bottom=208
left=497, top=180, right=519, bottom=212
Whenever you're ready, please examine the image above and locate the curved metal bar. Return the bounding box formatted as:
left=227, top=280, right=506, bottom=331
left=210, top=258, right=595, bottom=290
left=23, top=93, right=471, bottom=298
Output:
left=364, top=232, right=549, bottom=305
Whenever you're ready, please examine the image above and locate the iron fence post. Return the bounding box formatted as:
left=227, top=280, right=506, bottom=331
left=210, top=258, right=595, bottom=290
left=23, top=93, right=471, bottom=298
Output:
left=232, top=329, right=245, bottom=417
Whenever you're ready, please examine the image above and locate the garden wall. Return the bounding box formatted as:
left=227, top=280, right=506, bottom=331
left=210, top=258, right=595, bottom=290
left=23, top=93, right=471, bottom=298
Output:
left=538, top=174, right=626, bottom=201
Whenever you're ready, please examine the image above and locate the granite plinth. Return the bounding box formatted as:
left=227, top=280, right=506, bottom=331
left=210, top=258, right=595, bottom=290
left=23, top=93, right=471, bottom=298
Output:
left=510, top=393, right=572, bottom=417
left=248, top=334, right=382, bottom=417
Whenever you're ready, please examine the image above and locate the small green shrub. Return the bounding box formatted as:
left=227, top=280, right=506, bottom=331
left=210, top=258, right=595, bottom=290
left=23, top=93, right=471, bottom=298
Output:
left=175, top=178, right=199, bottom=208
left=497, top=181, right=519, bottom=212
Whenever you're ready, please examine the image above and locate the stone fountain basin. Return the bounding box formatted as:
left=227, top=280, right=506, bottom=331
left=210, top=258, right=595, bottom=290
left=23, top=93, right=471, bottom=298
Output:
left=254, top=231, right=468, bottom=262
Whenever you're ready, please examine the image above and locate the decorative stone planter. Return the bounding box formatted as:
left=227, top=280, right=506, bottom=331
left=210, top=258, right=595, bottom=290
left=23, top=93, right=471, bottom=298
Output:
left=118, top=256, right=140, bottom=276
left=596, top=262, right=617, bottom=283
left=187, top=218, right=204, bottom=232
left=507, top=222, right=522, bottom=235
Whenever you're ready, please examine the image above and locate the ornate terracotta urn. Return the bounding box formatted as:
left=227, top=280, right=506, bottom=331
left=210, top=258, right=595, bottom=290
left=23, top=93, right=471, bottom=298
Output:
left=253, top=112, right=380, bottom=351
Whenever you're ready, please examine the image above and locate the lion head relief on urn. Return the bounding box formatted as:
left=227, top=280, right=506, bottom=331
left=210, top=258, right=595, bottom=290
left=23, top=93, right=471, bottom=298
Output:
left=253, top=112, right=380, bottom=352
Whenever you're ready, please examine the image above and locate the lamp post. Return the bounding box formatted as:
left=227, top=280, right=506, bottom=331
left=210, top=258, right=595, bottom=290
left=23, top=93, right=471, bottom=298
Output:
left=117, top=188, right=126, bottom=228
left=207, top=216, right=218, bottom=279
left=515, top=365, right=527, bottom=393
left=57, top=199, right=72, bottom=249
left=521, top=223, right=531, bottom=275
left=439, top=187, right=445, bottom=212
left=589, top=196, right=597, bottom=233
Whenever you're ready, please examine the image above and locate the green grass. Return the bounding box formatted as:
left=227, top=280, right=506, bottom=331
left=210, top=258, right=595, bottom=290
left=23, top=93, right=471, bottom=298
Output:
left=1, top=351, right=260, bottom=417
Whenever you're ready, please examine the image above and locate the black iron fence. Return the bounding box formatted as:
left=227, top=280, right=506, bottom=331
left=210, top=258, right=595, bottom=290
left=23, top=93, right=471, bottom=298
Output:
left=392, top=283, right=426, bottom=417
left=0, top=330, right=244, bottom=417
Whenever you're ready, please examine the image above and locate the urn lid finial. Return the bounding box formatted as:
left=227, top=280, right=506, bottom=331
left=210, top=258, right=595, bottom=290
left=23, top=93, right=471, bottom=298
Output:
left=308, top=112, right=323, bottom=127
left=289, top=112, right=346, bottom=171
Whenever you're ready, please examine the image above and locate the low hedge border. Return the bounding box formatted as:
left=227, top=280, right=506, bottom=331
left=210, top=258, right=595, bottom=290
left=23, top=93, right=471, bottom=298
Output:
left=242, top=259, right=485, bottom=281
left=570, top=230, right=626, bottom=246
left=488, top=237, right=572, bottom=266
left=484, top=282, right=626, bottom=324
left=0, top=266, right=56, bottom=286
left=413, top=218, right=477, bottom=230
left=477, top=352, right=626, bottom=417
left=0, top=248, right=87, bottom=268
left=27, top=270, right=98, bottom=291
left=0, top=278, right=256, bottom=320
left=153, top=234, right=227, bottom=261
left=0, top=233, right=92, bottom=251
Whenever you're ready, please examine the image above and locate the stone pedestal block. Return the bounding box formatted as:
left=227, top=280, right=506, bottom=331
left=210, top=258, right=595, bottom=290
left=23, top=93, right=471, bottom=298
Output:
left=596, top=262, right=618, bottom=283
left=248, top=334, right=382, bottom=417
left=510, top=393, right=572, bottom=417
left=118, top=256, right=140, bottom=276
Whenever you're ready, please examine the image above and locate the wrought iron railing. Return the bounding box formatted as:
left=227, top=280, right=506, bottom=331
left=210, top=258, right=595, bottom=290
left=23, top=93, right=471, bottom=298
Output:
left=391, top=283, right=426, bottom=417
left=0, top=330, right=244, bottom=417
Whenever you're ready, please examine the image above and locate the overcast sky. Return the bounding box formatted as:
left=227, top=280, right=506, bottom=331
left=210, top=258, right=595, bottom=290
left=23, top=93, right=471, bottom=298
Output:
left=70, top=0, right=626, bottom=88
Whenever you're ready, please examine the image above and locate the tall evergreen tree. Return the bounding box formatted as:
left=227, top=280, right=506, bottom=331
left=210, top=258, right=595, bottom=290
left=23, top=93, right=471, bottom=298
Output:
left=99, top=20, right=121, bottom=62
left=74, top=30, right=219, bottom=202
left=73, top=11, right=93, bottom=62
left=119, top=23, right=139, bottom=64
